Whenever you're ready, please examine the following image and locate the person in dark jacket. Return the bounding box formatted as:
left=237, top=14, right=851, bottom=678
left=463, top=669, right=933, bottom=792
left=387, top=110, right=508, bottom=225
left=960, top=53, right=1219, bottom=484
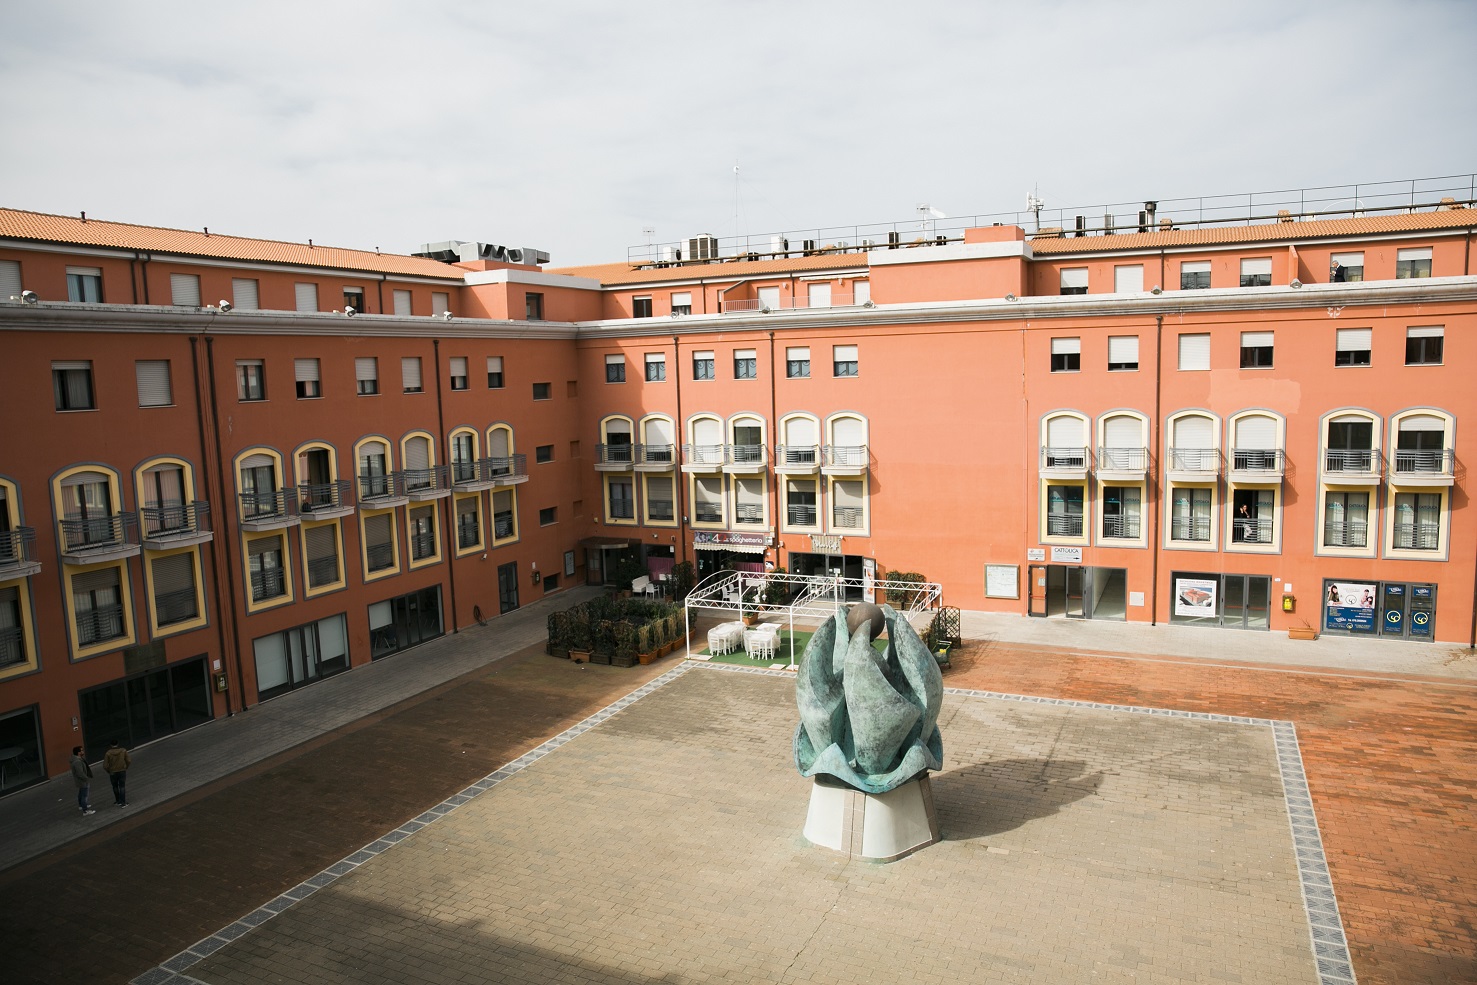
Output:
left=103, top=739, right=131, bottom=807
left=69, top=747, right=95, bottom=816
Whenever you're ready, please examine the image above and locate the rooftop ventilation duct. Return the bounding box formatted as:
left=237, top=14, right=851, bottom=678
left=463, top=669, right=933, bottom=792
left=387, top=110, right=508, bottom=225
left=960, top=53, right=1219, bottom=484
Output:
left=412, top=241, right=550, bottom=266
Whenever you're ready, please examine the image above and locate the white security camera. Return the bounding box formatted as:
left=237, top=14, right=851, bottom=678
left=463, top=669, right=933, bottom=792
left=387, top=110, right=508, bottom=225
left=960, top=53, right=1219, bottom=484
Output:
left=344, top=305, right=356, bottom=317
left=20, top=290, right=38, bottom=304
left=219, top=299, right=233, bottom=312
left=442, top=310, right=453, bottom=321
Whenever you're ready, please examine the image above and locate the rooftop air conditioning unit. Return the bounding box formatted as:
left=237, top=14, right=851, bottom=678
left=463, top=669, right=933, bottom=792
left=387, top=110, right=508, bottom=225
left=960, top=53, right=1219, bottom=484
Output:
left=660, top=245, right=682, bottom=264
left=802, top=239, right=817, bottom=256
left=770, top=235, right=788, bottom=256
left=688, top=234, right=719, bottom=261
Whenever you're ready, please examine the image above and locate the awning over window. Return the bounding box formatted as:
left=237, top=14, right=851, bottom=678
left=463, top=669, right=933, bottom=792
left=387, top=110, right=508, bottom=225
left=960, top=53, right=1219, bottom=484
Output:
left=693, top=541, right=767, bottom=554
left=578, top=536, right=633, bottom=549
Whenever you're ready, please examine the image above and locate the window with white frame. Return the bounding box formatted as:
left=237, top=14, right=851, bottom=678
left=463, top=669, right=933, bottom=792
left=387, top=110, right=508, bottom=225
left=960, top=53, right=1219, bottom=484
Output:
left=786, top=347, right=810, bottom=379
left=1240, top=331, right=1274, bottom=369
left=64, top=266, right=102, bottom=302
left=1323, top=491, right=1368, bottom=548
left=1113, top=264, right=1144, bottom=293
left=1405, top=326, right=1443, bottom=366
left=1394, top=414, right=1448, bottom=475
left=432, top=292, right=450, bottom=316
left=393, top=289, right=413, bottom=315
left=294, top=282, right=319, bottom=312
left=1335, top=328, right=1371, bottom=367
left=734, top=477, right=765, bottom=525
left=1170, top=487, right=1212, bottom=542
left=833, top=345, right=858, bottom=378
left=170, top=272, right=201, bottom=307
left=231, top=277, right=259, bottom=310
left=757, top=286, right=780, bottom=312
left=294, top=358, right=321, bottom=399
left=1180, top=260, right=1211, bottom=290
left=1396, top=247, right=1432, bottom=279
left=135, top=360, right=172, bottom=407
left=1046, top=485, right=1083, bottom=537
left=853, top=280, right=871, bottom=306
left=1392, top=492, right=1440, bottom=550
left=734, top=348, right=757, bottom=380
left=237, top=359, right=266, bottom=401
left=355, top=357, right=378, bottom=395
left=671, top=291, right=692, bottom=316
left=53, top=360, right=95, bottom=410
left=0, top=259, right=22, bottom=301
left=605, top=354, right=626, bottom=383
left=1329, top=252, right=1363, bottom=282
left=1060, top=268, right=1088, bottom=295
left=1101, top=486, right=1141, bottom=539
left=1178, top=333, right=1210, bottom=371
left=449, top=356, right=468, bottom=391
left=1107, top=335, right=1139, bottom=371
left=645, top=352, right=666, bottom=382
left=402, top=356, right=423, bottom=393
left=832, top=480, right=865, bottom=529
left=693, top=477, right=723, bottom=523
left=1050, top=338, right=1080, bottom=373
left=487, top=356, right=504, bottom=388
left=342, top=287, right=364, bottom=313
left=1239, top=258, right=1272, bottom=287
left=693, top=350, right=715, bottom=381
left=807, top=283, right=832, bottom=309
left=1230, top=488, right=1274, bottom=545
left=785, top=478, right=817, bottom=527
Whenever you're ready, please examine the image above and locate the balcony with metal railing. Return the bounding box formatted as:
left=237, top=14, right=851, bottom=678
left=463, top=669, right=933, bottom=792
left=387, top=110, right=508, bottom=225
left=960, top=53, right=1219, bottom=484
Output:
left=404, top=465, right=451, bottom=501
left=733, top=503, right=765, bottom=525
left=239, top=488, right=300, bottom=531
left=1170, top=516, right=1212, bottom=542
left=140, top=501, right=213, bottom=550
left=821, top=444, right=868, bottom=476
left=451, top=459, right=494, bottom=491
left=366, top=541, right=396, bottom=573
left=1231, top=517, right=1274, bottom=545
left=1229, top=448, right=1285, bottom=480
left=1323, top=448, right=1384, bottom=485
left=681, top=444, right=725, bottom=472
left=1389, top=448, right=1454, bottom=486
left=1046, top=512, right=1083, bottom=537
left=832, top=506, right=865, bottom=529
left=648, top=499, right=674, bottom=521
left=1039, top=446, right=1089, bottom=480
left=485, top=454, right=528, bottom=486
left=75, top=603, right=126, bottom=646
left=250, top=567, right=287, bottom=602
left=594, top=443, right=635, bottom=471
left=634, top=444, right=676, bottom=471
left=298, top=479, right=354, bottom=519
left=58, top=513, right=141, bottom=564
left=410, top=531, right=436, bottom=561
left=1166, top=447, right=1221, bottom=483
left=1094, top=446, right=1147, bottom=481
left=154, top=587, right=199, bottom=626
left=724, top=443, right=768, bottom=474
left=720, top=291, right=859, bottom=314
left=0, top=624, right=24, bottom=668
left=774, top=444, right=820, bottom=474
left=1322, top=521, right=1368, bottom=548
left=493, top=511, right=516, bottom=539
left=1100, top=514, right=1141, bottom=539
left=1393, top=522, right=1441, bottom=551
left=693, top=502, right=724, bottom=524
left=307, top=555, right=340, bottom=588
left=359, top=472, right=409, bottom=509
left=608, top=500, right=635, bottom=521
left=0, top=527, right=41, bottom=577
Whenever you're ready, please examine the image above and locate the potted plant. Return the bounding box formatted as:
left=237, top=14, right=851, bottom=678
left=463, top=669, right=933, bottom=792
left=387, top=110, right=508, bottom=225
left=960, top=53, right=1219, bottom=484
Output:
left=547, top=610, right=571, bottom=659
left=613, top=622, right=639, bottom=668
left=1288, top=620, right=1318, bottom=640
left=637, top=624, right=657, bottom=664
left=591, top=619, right=616, bottom=665
left=567, top=611, right=593, bottom=663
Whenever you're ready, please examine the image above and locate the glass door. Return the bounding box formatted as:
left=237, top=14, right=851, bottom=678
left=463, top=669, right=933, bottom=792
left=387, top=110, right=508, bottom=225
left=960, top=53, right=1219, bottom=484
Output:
left=1064, top=566, right=1085, bottom=618
left=1028, top=565, right=1048, bottom=617
left=498, top=561, right=519, bottom=614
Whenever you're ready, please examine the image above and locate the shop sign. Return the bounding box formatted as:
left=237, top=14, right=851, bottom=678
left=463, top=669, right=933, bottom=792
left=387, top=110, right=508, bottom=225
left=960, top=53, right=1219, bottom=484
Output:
left=1324, top=581, right=1376, bottom=632
left=1026, top=548, right=1045, bottom=561
left=1050, top=546, right=1082, bottom=563
left=1173, top=577, right=1218, bottom=618
left=693, top=531, right=767, bottom=547
left=810, top=534, right=843, bottom=553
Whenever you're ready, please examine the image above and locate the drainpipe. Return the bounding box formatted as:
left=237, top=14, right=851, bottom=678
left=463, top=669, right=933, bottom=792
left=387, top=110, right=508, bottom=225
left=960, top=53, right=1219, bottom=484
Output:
left=433, top=339, right=459, bottom=633
left=673, top=334, right=687, bottom=567
left=376, top=275, right=386, bottom=315
left=204, top=336, right=248, bottom=706
left=1150, top=314, right=1163, bottom=626
left=130, top=252, right=141, bottom=304
left=140, top=253, right=152, bottom=305
left=192, top=334, right=234, bottom=715
left=768, top=330, right=779, bottom=567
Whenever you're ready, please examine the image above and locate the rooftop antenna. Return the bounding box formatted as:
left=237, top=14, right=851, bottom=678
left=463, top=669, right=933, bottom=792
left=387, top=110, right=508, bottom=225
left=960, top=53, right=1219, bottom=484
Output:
left=641, top=225, right=656, bottom=261
left=1026, top=186, right=1045, bottom=232
left=917, top=203, right=947, bottom=241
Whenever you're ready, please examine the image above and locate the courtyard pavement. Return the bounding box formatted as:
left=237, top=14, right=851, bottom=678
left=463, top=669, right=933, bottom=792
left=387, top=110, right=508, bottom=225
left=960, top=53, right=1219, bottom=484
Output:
left=0, top=597, right=1472, bottom=984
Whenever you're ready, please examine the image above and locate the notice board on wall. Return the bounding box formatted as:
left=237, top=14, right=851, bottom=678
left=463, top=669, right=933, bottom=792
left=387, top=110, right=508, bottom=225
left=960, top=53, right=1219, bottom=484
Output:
left=985, top=564, right=1019, bottom=599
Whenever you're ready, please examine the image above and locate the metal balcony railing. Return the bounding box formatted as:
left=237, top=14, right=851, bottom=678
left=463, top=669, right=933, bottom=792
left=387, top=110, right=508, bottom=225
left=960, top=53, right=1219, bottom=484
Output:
left=299, top=480, right=352, bottom=514
left=1101, top=514, right=1141, bottom=539
left=1096, top=447, right=1147, bottom=471
left=734, top=504, right=764, bottom=524
left=140, top=501, right=211, bottom=538
left=1393, top=522, right=1440, bottom=550
left=787, top=504, right=817, bottom=526
left=154, top=587, right=198, bottom=625
left=493, top=512, right=515, bottom=538
left=609, top=500, right=635, bottom=520
left=1325, top=449, right=1382, bottom=473
left=776, top=444, right=820, bottom=467
left=1171, top=516, right=1212, bottom=541
left=251, top=568, right=287, bottom=601
left=403, top=465, right=450, bottom=496
left=0, top=625, right=24, bottom=668
left=240, top=488, right=298, bottom=522
left=833, top=506, right=864, bottom=528
left=307, top=555, right=340, bottom=587
left=1392, top=448, right=1454, bottom=476
left=367, top=542, right=395, bottom=571
left=359, top=472, right=406, bottom=502
left=483, top=454, right=527, bottom=483
left=1046, top=513, right=1083, bottom=537
left=823, top=444, right=868, bottom=469
left=410, top=532, right=436, bottom=560
left=1231, top=518, right=1274, bottom=544
left=76, top=604, right=126, bottom=646
left=721, top=292, right=858, bottom=313
left=1322, top=521, right=1368, bottom=548
left=1231, top=448, right=1285, bottom=472
left=648, top=499, right=674, bottom=521
left=727, top=444, right=767, bottom=466
left=451, top=460, right=481, bottom=485
left=0, top=527, right=37, bottom=568
left=1040, top=446, right=1088, bottom=470
left=58, top=513, right=138, bottom=554
left=635, top=444, right=675, bottom=467
left=595, top=443, right=635, bottom=468
left=1168, top=448, right=1220, bottom=472
left=694, top=503, right=723, bottom=523
left=682, top=444, right=726, bottom=468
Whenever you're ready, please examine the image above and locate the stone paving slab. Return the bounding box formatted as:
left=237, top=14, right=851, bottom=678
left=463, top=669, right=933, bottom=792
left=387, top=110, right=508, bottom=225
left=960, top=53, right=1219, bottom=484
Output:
left=161, top=666, right=1336, bottom=985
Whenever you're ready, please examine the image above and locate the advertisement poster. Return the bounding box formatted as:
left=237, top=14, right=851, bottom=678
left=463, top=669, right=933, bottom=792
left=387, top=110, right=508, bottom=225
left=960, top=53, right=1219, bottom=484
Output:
left=1174, top=577, right=1218, bottom=618
left=1324, top=581, right=1377, bottom=632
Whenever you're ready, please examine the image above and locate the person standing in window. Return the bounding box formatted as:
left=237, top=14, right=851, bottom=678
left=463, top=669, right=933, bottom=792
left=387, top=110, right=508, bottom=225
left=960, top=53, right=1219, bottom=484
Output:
left=70, top=746, right=95, bottom=815
left=1330, top=260, right=1345, bottom=283
left=104, top=739, right=131, bottom=808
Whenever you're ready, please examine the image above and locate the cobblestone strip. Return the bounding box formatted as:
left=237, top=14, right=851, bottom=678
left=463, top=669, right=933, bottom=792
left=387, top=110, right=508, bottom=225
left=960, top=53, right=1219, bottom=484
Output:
left=128, top=662, right=695, bottom=985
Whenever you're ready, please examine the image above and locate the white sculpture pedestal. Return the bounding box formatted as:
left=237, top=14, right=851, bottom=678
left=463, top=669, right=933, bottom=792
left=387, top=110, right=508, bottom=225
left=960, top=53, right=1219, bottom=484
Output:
left=803, top=774, right=941, bottom=862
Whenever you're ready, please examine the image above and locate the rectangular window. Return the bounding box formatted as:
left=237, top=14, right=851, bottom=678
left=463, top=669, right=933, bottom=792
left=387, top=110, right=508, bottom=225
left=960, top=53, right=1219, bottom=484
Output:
left=758, top=286, right=781, bottom=312
left=0, top=259, right=21, bottom=304
left=355, top=357, right=379, bottom=395
left=1329, top=252, right=1363, bottom=283
left=237, top=359, right=266, bottom=401
left=1113, top=264, right=1143, bottom=294
left=693, top=350, right=715, bottom=381
left=786, top=479, right=817, bottom=527
left=135, top=360, right=172, bottom=407
left=1406, top=326, right=1443, bottom=365
left=169, top=272, right=201, bottom=307
left=1231, top=489, right=1274, bottom=544
left=364, top=513, right=395, bottom=573
left=67, top=266, right=103, bottom=303
left=294, top=358, right=321, bottom=398
left=608, top=479, right=634, bottom=520
left=539, top=507, right=557, bottom=525
left=542, top=573, right=559, bottom=591
left=1178, top=333, right=1210, bottom=371
left=248, top=536, right=287, bottom=601
left=456, top=497, right=481, bottom=549
left=646, top=476, right=674, bottom=521
left=1101, top=486, right=1141, bottom=539
left=151, top=552, right=198, bottom=626
left=342, top=288, right=365, bottom=313
left=1107, top=335, right=1139, bottom=371
left=734, top=348, right=757, bottom=380
left=671, top=291, right=692, bottom=316
left=535, top=444, right=554, bottom=464
left=532, top=382, right=551, bottom=400
left=786, top=346, right=811, bottom=379
left=645, top=352, right=666, bottom=382
left=402, top=357, right=423, bottom=393
left=807, top=283, right=832, bottom=309
left=633, top=296, right=652, bottom=318
left=393, top=289, right=412, bottom=315
left=1396, top=247, right=1432, bottom=279
left=231, top=277, right=259, bottom=310
left=409, top=506, right=436, bottom=561
left=449, top=356, right=468, bottom=390
left=72, top=567, right=125, bottom=646
left=833, top=345, right=859, bottom=378
left=1050, top=338, right=1081, bottom=373
left=1239, top=258, right=1272, bottom=287
left=1059, top=267, right=1088, bottom=295
left=605, top=354, right=626, bottom=383
left=1180, top=260, right=1211, bottom=290
left=1323, top=492, right=1368, bottom=548
left=486, top=356, right=504, bottom=388
left=53, top=360, right=95, bottom=411
left=1046, top=485, right=1084, bottom=537
left=1335, top=328, right=1372, bottom=367
left=432, top=292, right=451, bottom=316
left=525, top=292, right=544, bottom=320
left=831, top=480, right=865, bottom=529
left=1393, top=492, right=1440, bottom=550
left=1240, top=331, right=1274, bottom=369
left=853, top=280, right=871, bottom=306
left=303, top=524, right=340, bottom=588
left=294, top=282, right=319, bottom=312
left=1170, top=487, right=1212, bottom=541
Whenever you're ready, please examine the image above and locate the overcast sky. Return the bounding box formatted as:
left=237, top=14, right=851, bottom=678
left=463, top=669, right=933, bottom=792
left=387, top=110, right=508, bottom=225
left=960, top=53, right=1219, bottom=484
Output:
left=3, top=1, right=1475, bottom=267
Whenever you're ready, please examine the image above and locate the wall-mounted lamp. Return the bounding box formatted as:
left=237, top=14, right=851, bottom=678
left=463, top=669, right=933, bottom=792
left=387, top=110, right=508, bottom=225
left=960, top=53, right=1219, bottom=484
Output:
left=18, top=290, right=38, bottom=305
left=343, top=305, right=357, bottom=317
left=1004, top=293, right=1018, bottom=302
left=862, top=299, right=875, bottom=308
left=442, top=310, right=454, bottom=321
left=1290, top=278, right=1303, bottom=289
left=218, top=299, right=233, bottom=311
left=1150, top=285, right=1162, bottom=295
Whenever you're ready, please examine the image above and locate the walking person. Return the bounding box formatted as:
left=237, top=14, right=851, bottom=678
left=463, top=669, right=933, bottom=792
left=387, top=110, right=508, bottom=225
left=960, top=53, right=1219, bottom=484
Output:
left=104, top=739, right=131, bottom=807
left=69, top=746, right=95, bottom=816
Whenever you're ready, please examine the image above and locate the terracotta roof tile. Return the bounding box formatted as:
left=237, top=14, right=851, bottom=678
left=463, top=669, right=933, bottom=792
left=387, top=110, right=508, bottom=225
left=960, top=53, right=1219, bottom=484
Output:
left=548, top=251, right=866, bottom=287
left=0, top=208, right=463, bottom=279
left=1026, top=208, right=1477, bottom=254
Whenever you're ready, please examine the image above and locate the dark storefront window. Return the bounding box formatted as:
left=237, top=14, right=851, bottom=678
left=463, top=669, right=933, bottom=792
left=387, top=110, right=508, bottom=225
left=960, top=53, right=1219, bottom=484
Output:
left=0, top=705, right=46, bottom=793
left=252, top=614, right=349, bottom=701
left=78, top=657, right=212, bottom=762
left=369, top=586, right=444, bottom=659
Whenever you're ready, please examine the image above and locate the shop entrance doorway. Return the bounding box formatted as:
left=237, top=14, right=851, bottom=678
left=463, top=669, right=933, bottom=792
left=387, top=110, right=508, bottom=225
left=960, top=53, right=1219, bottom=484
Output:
left=1027, top=566, right=1127, bottom=619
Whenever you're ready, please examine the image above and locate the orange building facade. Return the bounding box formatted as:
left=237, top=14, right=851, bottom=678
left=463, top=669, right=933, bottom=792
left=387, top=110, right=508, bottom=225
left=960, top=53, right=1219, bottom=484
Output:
left=1, top=195, right=1473, bottom=787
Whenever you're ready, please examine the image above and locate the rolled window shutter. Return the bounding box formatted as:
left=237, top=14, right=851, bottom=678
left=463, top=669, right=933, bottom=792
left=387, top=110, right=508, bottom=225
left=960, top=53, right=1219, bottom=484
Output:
left=488, top=429, right=510, bottom=457
left=1104, top=416, right=1139, bottom=447
left=305, top=524, right=336, bottom=561
left=248, top=537, right=279, bottom=559
left=355, top=357, right=377, bottom=381
left=832, top=417, right=865, bottom=445
left=152, top=552, right=195, bottom=595
left=0, top=260, right=21, bottom=301
left=393, top=290, right=412, bottom=315
left=1050, top=338, right=1080, bottom=355
left=240, top=453, right=274, bottom=471
left=1336, top=328, right=1372, bottom=351
left=833, top=344, right=858, bottom=362
left=1046, top=416, right=1083, bottom=446
left=405, top=438, right=430, bottom=471
left=136, top=360, right=172, bottom=406
left=1107, top=336, right=1138, bottom=363
left=1174, top=416, right=1213, bottom=448
left=832, top=481, right=864, bottom=509
left=1241, top=331, right=1274, bottom=348
left=231, top=278, right=259, bottom=309
left=294, top=283, right=319, bottom=312
left=456, top=497, right=477, bottom=517
left=72, top=568, right=119, bottom=594
left=294, top=359, right=320, bottom=383
left=364, top=513, right=393, bottom=548
left=1236, top=415, right=1277, bottom=447
left=1178, top=334, right=1211, bottom=370
left=492, top=490, right=512, bottom=513
left=170, top=273, right=201, bottom=307
left=487, top=356, right=503, bottom=375
left=1400, top=414, right=1445, bottom=432
left=401, top=357, right=422, bottom=390
left=1407, top=326, right=1443, bottom=339
left=1241, top=258, right=1272, bottom=276
left=450, top=356, right=467, bottom=377
left=1060, top=268, right=1088, bottom=289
